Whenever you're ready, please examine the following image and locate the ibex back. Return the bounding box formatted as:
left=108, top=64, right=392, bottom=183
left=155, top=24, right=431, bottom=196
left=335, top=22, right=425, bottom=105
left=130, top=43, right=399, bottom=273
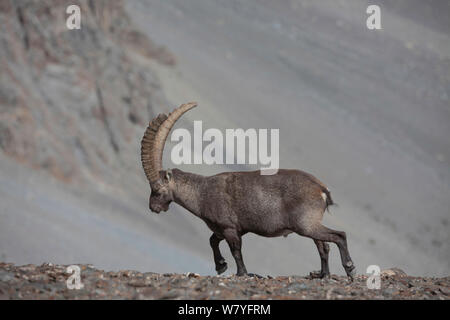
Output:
left=141, top=102, right=356, bottom=279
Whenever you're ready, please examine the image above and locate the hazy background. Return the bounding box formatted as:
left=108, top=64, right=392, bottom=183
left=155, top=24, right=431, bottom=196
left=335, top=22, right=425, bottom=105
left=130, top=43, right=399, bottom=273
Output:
left=0, top=0, right=449, bottom=277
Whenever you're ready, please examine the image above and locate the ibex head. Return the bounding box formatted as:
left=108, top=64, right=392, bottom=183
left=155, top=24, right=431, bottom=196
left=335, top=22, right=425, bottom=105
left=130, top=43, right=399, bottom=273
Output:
left=140, top=102, right=197, bottom=213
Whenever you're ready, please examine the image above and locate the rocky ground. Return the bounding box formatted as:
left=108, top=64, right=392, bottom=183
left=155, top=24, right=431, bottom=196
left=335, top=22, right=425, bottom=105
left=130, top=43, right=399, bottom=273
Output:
left=0, top=0, right=172, bottom=187
left=0, top=262, right=448, bottom=300
left=1, top=0, right=449, bottom=283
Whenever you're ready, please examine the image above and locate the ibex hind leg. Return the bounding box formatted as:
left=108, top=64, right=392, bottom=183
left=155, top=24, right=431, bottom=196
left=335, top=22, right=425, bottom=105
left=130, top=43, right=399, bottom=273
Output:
left=310, top=239, right=331, bottom=279
left=293, top=211, right=356, bottom=281
left=311, top=225, right=355, bottom=280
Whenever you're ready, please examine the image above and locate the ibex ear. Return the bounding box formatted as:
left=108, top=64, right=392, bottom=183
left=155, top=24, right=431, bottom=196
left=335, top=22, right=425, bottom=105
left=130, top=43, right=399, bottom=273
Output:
left=165, top=169, right=173, bottom=182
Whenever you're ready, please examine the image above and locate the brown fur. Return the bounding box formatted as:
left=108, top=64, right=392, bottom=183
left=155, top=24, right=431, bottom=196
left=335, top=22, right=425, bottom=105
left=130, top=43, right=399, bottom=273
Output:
left=149, top=168, right=355, bottom=279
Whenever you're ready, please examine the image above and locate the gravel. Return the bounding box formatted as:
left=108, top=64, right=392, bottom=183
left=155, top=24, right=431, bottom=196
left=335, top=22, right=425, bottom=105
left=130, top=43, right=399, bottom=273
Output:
left=0, top=262, right=448, bottom=300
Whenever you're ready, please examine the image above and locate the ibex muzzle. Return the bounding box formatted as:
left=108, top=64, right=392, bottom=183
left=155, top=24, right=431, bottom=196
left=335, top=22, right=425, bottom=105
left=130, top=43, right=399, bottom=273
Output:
left=141, top=103, right=356, bottom=280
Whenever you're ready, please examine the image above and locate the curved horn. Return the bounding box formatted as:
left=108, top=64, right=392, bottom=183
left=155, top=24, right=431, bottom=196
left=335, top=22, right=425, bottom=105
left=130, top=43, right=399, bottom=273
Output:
left=141, top=102, right=197, bottom=188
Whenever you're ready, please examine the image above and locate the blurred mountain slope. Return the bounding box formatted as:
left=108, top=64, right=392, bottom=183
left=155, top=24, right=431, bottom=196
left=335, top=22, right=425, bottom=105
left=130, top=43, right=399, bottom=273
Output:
left=0, top=0, right=212, bottom=274
left=0, top=0, right=449, bottom=277
left=0, top=0, right=174, bottom=187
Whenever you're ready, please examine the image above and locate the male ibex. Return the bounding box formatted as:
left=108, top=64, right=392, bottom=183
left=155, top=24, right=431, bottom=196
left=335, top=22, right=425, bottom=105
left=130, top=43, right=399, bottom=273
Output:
left=141, top=102, right=356, bottom=279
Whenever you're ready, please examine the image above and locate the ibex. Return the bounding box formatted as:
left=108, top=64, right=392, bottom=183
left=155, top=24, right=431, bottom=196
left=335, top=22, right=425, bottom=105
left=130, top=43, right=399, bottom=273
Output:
left=141, top=102, right=356, bottom=279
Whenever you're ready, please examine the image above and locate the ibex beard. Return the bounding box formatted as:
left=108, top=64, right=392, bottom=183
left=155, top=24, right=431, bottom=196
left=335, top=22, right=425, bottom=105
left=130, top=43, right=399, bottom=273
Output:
left=141, top=102, right=356, bottom=280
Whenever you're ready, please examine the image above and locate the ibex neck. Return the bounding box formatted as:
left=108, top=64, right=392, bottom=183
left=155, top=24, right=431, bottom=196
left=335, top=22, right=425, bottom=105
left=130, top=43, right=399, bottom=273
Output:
left=171, top=169, right=204, bottom=217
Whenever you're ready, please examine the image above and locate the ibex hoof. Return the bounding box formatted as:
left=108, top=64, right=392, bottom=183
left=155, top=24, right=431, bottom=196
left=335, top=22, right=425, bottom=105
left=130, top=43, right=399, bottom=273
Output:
left=346, top=266, right=356, bottom=282
left=247, top=273, right=264, bottom=279
left=216, top=262, right=228, bottom=275
left=309, top=270, right=330, bottom=279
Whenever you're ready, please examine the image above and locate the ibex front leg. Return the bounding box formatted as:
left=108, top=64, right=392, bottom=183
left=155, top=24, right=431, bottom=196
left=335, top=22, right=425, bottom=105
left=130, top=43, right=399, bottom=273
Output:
left=223, top=229, right=248, bottom=276
left=209, top=233, right=227, bottom=274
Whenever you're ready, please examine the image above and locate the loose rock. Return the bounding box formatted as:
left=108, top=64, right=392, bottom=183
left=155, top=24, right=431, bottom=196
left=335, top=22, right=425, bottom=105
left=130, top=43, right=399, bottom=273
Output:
left=0, top=263, right=448, bottom=300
